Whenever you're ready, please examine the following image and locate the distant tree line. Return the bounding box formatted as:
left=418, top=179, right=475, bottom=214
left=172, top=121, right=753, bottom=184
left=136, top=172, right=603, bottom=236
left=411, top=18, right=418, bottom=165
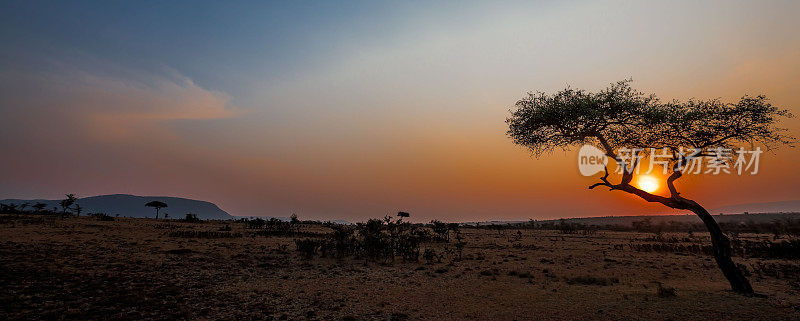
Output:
left=0, top=194, right=84, bottom=217
left=468, top=217, right=800, bottom=239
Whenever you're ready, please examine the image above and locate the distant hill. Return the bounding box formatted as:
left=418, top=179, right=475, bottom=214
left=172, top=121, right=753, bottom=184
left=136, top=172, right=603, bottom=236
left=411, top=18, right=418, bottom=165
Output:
left=0, top=194, right=233, bottom=220
left=711, top=200, right=800, bottom=215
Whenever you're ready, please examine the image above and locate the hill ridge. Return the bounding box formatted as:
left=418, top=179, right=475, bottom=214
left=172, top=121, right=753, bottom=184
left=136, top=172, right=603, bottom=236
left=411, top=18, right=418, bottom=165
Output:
left=0, top=194, right=233, bottom=220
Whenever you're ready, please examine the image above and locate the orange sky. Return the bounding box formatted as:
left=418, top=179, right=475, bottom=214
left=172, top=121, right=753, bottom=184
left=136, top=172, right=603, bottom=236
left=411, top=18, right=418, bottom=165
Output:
left=1, top=1, right=798, bottom=221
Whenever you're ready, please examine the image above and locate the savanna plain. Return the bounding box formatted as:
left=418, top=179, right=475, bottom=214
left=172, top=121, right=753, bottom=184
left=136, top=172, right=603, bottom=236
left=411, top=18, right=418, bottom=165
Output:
left=1, top=214, right=799, bottom=320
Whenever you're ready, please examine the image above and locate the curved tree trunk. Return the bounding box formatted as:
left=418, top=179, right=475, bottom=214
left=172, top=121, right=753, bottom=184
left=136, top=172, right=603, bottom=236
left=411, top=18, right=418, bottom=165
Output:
left=589, top=135, right=755, bottom=295
left=687, top=203, right=753, bottom=294
left=599, top=181, right=755, bottom=294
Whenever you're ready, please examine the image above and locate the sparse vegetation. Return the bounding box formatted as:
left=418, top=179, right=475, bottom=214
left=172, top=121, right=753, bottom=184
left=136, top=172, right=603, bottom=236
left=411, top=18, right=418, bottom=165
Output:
left=168, top=230, right=242, bottom=238
left=91, top=212, right=115, bottom=221
left=1, top=213, right=798, bottom=320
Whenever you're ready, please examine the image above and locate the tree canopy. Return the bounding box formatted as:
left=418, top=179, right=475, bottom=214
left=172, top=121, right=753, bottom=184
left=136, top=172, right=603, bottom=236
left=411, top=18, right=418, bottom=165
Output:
left=145, top=201, right=168, bottom=209
left=507, top=80, right=793, bottom=159
left=507, top=80, right=794, bottom=207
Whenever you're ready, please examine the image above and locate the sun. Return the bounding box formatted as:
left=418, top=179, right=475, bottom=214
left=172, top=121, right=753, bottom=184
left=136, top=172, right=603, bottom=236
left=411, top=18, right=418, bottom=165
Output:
left=637, top=175, right=660, bottom=193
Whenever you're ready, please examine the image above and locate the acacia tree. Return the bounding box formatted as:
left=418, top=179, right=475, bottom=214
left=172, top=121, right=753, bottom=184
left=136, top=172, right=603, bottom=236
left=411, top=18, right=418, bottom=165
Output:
left=145, top=201, right=168, bottom=219
left=506, top=80, right=793, bottom=295
left=59, top=194, right=77, bottom=215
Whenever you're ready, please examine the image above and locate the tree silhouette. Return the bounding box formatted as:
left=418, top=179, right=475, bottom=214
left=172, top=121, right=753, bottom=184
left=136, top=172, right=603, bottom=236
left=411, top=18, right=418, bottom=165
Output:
left=59, top=194, right=77, bottom=215
left=430, top=220, right=450, bottom=242
left=506, top=80, right=793, bottom=295
left=32, top=202, right=46, bottom=213
left=73, top=204, right=82, bottom=216
left=19, top=202, right=30, bottom=213
left=2, top=203, right=18, bottom=213
left=145, top=201, right=168, bottom=219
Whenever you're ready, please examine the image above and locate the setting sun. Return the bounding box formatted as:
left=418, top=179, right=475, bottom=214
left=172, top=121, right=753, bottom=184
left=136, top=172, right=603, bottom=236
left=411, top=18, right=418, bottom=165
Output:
left=637, top=175, right=660, bottom=193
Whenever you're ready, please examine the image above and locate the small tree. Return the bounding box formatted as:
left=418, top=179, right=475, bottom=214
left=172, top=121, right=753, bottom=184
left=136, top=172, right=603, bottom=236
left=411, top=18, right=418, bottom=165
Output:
left=430, top=220, right=450, bottom=242
left=32, top=202, right=47, bottom=213
left=184, top=213, right=200, bottom=223
left=59, top=194, right=77, bottom=215
left=506, top=80, right=793, bottom=295
left=73, top=204, right=83, bottom=216
left=290, top=213, right=300, bottom=232
left=19, top=202, right=30, bottom=213
left=145, top=201, right=168, bottom=219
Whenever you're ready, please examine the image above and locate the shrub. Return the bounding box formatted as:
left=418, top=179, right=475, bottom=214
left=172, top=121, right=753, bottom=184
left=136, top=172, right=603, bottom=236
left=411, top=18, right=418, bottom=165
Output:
left=90, top=213, right=114, bottom=221
left=183, top=213, right=201, bottom=223
left=295, top=239, right=322, bottom=259
left=430, top=220, right=450, bottom=242
left=657, top=283, right=677, bottom=297
left=279, top=217, right=453, bottom=264
left=423, top=249, right=438, bottom=264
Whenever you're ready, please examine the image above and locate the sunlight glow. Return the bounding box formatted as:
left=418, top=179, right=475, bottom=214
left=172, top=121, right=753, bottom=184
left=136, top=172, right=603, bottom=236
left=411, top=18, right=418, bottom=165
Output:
left=637, top=175, right=660, bottom=193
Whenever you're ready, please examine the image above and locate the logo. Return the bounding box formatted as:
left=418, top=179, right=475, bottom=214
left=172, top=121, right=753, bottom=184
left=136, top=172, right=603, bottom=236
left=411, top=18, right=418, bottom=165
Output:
left=578, top=145, right=608, bottom=176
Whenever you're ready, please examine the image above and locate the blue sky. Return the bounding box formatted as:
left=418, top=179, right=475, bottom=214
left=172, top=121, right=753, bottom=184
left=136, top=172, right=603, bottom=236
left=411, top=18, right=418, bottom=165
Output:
left=2, top=1, right=436, bottom=100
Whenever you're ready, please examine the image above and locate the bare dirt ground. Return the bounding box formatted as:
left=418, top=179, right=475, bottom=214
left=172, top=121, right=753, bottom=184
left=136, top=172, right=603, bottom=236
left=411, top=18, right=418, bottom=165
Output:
left=1, top=215, right=798, bottom=320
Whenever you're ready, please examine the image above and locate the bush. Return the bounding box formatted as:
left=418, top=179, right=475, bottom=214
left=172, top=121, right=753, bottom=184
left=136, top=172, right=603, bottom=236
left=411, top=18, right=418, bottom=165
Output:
left=91, top=213, right=114, bottom=221
left=423, top=249, right=437, bottom=264
left=357, top=219, right=393, bottom=261
left=430, top=220, right=451, bottom=242
left=280, top=217, right=452, bottom=264
left=295, top=239, right=322, bottom=259
left=324, top=225, right=356, bottom=258
left=657, top=283, right=677, bottom=297
left=183, top=213, right=201, bottom=223
left=349, top=217, right=429, bottom=263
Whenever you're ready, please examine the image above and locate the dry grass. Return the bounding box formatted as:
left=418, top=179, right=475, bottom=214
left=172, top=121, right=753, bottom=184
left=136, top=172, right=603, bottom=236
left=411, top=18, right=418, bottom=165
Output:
left=1, top=215, right=798, bottom=320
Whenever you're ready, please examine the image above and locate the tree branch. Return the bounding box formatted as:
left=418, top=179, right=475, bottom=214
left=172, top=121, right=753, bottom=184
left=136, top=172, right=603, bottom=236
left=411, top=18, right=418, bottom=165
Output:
left=588, top=166, right=615, bottom=190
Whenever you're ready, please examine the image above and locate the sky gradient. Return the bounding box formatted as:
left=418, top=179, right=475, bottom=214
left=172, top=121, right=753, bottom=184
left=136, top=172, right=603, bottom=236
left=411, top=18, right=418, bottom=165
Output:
left=1, top=0, right=799, bottom=222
